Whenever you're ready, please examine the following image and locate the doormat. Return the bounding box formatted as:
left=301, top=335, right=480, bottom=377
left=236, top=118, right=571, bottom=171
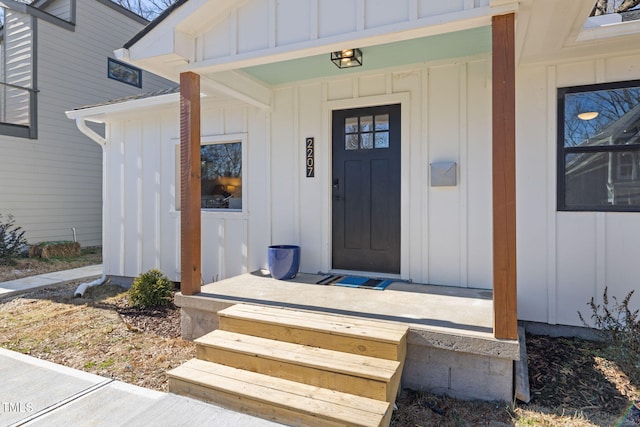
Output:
left=316, top=275, right=393, bottom=290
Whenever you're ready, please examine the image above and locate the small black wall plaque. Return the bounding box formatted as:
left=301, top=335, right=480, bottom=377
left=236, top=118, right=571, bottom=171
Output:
left=306, top=137, right=315, bottom=177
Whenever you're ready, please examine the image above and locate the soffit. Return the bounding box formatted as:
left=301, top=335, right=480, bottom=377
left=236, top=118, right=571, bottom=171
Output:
left=518, top=0, right=640, bottom=65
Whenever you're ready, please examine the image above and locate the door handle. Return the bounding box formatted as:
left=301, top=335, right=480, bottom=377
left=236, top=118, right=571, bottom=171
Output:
left=333, top=178, right=341, bottom=201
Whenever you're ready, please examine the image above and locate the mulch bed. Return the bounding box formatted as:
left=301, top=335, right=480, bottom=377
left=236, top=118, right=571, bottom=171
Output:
left=526, top=335, right=636, bottom=413
left=100, top=296, right=182, bottom=339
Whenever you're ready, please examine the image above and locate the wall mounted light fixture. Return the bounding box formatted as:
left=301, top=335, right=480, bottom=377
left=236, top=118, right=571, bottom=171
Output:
left=331, top=49, right=363, bottom=69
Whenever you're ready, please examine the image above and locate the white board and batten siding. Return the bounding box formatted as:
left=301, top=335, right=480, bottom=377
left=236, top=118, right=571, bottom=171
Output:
left=517, top=53, right=640, bottom=326
left=270, top=59, right=493, bottom=287
left=104, top=101, right=270, bottom=284
left=129, top=0, right=503, bottom=77
left=203, top=0, right=491, bottom=58
left=0, top=0, right=170, bottom=247
left=102, top=56, right=493, bottom=290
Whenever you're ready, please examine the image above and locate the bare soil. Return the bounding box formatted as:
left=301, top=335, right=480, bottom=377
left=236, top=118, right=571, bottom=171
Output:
left=0, top=258, right=638, bottom=426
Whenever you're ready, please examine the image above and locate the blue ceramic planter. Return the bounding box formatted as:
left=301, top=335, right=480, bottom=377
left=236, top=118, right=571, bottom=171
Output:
left=268, top=245, right=300, bottom=280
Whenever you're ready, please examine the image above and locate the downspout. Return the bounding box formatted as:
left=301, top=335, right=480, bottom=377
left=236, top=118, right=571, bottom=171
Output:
left=73, top=117, right=109, bottom=297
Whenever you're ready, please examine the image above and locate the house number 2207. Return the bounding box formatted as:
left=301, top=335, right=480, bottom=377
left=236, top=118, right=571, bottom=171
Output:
left=306, top=137, right=314, bottom=177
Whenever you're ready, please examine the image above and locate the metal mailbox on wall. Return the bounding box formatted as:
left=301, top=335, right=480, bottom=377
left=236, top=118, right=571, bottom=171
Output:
left=430, top=161, right=457, bottom=187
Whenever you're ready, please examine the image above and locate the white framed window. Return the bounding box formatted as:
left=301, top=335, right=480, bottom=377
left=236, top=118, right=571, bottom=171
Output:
left=175, top=134, right=246, bottom=212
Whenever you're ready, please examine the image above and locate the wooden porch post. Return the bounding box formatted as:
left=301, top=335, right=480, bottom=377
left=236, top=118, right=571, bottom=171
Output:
left=180, top=72, right=201, bottom=295
left=492, top=13, right=518, bottom=340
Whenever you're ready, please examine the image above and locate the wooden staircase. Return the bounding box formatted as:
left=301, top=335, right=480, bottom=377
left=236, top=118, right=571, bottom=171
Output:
left=168, top=304, right=408, bottom=427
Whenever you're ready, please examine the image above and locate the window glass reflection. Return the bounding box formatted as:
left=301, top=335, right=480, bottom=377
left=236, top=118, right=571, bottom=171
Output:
left=361, top=133, right=374, bottom=149
left=564, top=87, right=640, bottom=148
left=375, top=132, right=389, bottom=148
left=200, top=142, right=242, bottom=209
left=345, top=134, right=359, bottom=150
left=360, top=116, right=373, bottom=132
left=375, top=114, right=389, bottom=131
left=345, top=117, right=358, bottom=134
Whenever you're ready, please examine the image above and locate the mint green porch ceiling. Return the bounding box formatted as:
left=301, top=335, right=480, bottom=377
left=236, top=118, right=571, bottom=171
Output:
left=242, top=26, right=491, bottom=85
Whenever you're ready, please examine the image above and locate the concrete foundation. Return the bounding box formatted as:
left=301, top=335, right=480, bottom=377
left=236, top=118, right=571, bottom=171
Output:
left=403, top=344, right=514, bottom=401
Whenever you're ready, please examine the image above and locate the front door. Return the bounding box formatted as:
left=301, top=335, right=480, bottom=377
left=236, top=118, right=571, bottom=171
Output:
left=332, top=104, right=401, bottom=274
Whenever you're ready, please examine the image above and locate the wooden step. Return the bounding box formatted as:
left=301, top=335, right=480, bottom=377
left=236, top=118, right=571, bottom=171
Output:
left=195, top=329, right=401, bottom=402
left=217, top=304, right=408, bottom=361
left=168, top=358, right=392, bottom=427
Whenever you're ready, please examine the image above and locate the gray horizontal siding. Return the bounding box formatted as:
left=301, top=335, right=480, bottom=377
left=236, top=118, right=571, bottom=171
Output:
left=0, top=0, right=172, bottom=246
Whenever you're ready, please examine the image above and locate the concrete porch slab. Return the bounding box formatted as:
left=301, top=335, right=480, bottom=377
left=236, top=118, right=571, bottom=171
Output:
left=177, top=271, right=517, bottom=357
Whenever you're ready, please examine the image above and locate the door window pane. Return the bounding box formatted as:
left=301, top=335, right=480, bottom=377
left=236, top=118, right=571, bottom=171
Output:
left=360, top=116, right=373, bottom=132
left=361, top=133, right=374, bottom=149
left=375, top=132, right=389, bottom=148
left=345, top=117, right=358, bottom=134
left=375, top=114, right=389, bottom=131
left=346, top=134, right=359, bottom=150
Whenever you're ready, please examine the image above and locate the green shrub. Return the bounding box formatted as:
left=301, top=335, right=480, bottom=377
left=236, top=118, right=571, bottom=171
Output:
left=0, top=214, right=27, bottom=265
left=578, top=287, right=640, bottom=358
left=128, top=269, right=174, bottom=308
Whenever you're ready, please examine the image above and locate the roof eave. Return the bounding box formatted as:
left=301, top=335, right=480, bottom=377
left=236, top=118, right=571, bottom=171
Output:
left=66, top=92, right=180, bottom=123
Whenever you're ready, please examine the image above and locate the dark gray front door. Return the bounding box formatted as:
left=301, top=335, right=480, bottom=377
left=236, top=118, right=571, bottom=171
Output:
left=332, top=104, right=401, bottom=274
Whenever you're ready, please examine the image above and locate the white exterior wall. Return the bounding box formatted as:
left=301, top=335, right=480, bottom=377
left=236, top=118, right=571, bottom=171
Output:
left=103, top=56, right=493, bottom=288
left=103, top=100, right=270, bottom=283
left=200, top=0, right=491, bottom=60
left=516, top=53, right=640, bottom=326
left=0, top=1, right=170, bottom=246
left=270, top=59, right=493, bottom=287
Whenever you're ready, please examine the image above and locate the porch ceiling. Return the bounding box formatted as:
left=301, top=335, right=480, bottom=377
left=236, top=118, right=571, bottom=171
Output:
left=239, top=26, right=491, bottom=86
left=517, top=0, right=640, bottom=65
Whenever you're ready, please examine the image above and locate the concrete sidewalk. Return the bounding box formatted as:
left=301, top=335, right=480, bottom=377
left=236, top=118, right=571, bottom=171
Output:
left=0, top=267, right=282, bottom=426
left=0, top=348, right=281, bottom=426
left=0, top=265, right=102, bottom=299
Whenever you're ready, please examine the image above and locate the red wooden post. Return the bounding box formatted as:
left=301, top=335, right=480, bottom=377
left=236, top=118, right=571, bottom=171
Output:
left=492, top=13, right=518, bottom=340
left=180, top=72, right=201, bottom=295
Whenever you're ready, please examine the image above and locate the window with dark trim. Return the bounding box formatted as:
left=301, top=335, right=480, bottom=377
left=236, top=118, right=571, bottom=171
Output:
left=558, top=80, right=640, bottom=211
left=108, top=58, right=142, bottom=88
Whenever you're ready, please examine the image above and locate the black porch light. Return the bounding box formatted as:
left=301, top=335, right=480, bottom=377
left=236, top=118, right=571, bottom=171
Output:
left=331, top=48, right=363, bottom=69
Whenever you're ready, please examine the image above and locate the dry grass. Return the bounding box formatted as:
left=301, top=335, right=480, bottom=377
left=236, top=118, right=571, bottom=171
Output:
left=0, top=246, right=102, bottom=282
left=0, top=283, right=194, bottom=391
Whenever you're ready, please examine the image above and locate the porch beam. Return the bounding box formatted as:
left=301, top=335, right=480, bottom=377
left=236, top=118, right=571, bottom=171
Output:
left=200, top=72, right=272, bottom=110
left=180, top=71, right=202, bottom=296
left=491, top=13, right=517, bottom=340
